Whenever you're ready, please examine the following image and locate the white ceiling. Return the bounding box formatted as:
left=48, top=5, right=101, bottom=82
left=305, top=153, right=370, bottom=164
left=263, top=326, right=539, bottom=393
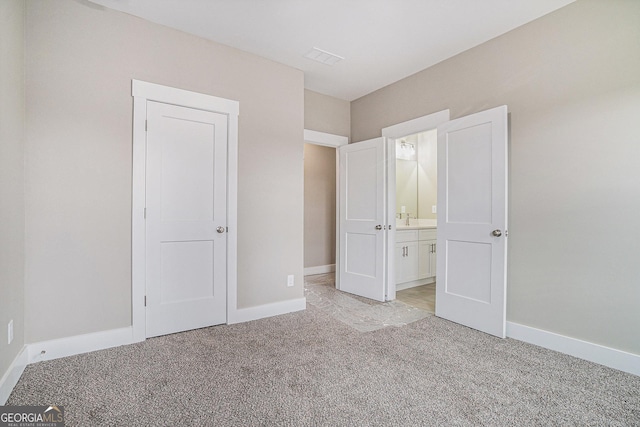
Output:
left=87, top=0, right=575, bottom=101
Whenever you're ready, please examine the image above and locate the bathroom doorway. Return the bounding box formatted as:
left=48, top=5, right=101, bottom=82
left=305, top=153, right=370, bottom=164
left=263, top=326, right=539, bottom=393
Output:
left=381, top=110, right=450, bottom=313
left=393, top=129, right=438, bottom=313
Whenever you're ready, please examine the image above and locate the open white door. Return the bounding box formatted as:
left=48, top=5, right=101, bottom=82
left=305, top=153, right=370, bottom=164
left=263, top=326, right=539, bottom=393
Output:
left=338, top=137, right=389, bottom=302
left=435, top=105, right=508, bottom=338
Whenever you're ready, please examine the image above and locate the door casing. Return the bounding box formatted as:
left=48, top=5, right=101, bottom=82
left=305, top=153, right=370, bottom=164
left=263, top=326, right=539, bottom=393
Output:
left=131, top=80, right=239, bottom=342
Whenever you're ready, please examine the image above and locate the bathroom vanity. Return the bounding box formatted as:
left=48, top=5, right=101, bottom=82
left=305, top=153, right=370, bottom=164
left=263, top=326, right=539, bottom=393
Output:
left=394, top=130, right=438, bottom=291
left=395, top=225, right=436, bottom=290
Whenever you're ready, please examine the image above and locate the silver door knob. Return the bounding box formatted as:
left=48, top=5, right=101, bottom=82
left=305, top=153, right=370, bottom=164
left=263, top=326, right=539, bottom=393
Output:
left=491, top=229, right=502, bottom=237
left=375, top=225, right=383, bottom=230
left=217, top=226, right=226, bottom=234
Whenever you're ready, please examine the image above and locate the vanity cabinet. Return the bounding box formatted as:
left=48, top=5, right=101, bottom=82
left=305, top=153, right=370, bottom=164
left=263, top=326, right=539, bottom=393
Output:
left=395, top=233, right=420, bottom=283
left=418, top=229, right=437, bottom=280
left=396, top=228, right=436, bottom=288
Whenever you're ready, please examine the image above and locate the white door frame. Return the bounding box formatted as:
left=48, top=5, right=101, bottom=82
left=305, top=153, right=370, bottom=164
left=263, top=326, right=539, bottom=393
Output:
left=303, top=129, right=348, bottom=288
left=131, top=80, right=239, bottom=342
left=381, top=110, right=450, bottom=300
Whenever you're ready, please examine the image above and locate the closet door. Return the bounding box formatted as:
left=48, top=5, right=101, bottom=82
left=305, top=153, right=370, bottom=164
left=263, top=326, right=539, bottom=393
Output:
left=145, top=101, right=228, bottom=338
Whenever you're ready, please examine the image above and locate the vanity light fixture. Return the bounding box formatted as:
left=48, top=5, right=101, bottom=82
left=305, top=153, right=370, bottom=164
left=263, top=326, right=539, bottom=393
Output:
left=400, top=141, right=415, bottom=153
left=397, top=140, right=416, bottom=160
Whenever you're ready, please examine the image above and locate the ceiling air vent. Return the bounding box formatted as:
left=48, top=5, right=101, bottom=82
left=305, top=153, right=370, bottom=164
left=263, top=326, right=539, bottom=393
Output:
left=304, top=47, right=344, bottom=66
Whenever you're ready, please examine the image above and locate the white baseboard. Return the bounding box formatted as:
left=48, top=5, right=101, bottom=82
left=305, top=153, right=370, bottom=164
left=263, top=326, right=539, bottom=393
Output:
left=23, top=297, right=308, bottom=363
left=506, top=322, right=640, bottom=376
left=304, top=264, right=335, bottom=276
left=228, top=297, right=307, bottom=324
left=27, top=327, right=136, bottom=364
left=0, top=346, right=28, bottom=405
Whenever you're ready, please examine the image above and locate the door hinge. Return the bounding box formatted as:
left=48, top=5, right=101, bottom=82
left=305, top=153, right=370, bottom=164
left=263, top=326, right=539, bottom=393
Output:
left=144, top=296, right=147, bottom=307
left=144, top=207, right=147, bottom=219
left=145, top=120, right=148, bottom=132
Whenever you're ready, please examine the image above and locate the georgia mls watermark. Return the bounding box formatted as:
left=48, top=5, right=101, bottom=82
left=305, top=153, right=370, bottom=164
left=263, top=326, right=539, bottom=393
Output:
left=0, top=406, right=64, bottom=427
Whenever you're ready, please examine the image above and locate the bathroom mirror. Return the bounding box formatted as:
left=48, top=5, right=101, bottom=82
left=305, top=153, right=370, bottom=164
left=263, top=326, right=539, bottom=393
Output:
left=395, top=129, right=437, bottom=220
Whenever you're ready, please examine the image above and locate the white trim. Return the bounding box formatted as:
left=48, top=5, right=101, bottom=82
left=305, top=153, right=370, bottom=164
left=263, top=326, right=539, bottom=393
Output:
left=26, top=327, right=135, bottom=365
left=131, top=94, right=147, bottom=343
left=381, top=109, right=450, bottom=138
left=507, top=322, right=640, bottom=376
left=385, top=137, right=396, bottom=301
left=304, top=129, right=348, bottom=147
left=304, top=264, right=335, bottom=276
left=334, top=149, right=341, bottom=291
left=132, top=80, right=239, bottom=116
left=228, top=298, right=307, bottom=324
left=226, top=104, right=239, bottom=327
left=0, top=346, right=28, bottom=405
left=131, top=80, right=239, bottom=339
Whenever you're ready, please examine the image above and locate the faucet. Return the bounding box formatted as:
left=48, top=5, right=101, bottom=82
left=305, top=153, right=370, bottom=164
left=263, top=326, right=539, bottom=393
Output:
left=405, top=213, right=413, bottom=226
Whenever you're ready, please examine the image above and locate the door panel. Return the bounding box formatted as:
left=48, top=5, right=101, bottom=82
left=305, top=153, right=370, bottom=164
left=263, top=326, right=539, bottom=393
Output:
left=160, top=241, right=215, bottom=303
left=345, top=233, right=378, bottom=277
left=444, top=240, right=492, bottom=303
left=446, top=123, right=493, bottom=224
left=159, top=122, right=216, bottom=222
left=339, top=138, right=387, bottom=302
left=146, top=101, right=228, bottom=338
left=345, top=148, right=378, bottom=220
left=436, top=105, right=508, bottom=338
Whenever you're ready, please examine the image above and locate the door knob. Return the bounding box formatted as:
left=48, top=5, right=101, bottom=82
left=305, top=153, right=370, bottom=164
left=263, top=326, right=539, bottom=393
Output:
left=375, top=225, right=383, bottom=230
left=217, top=226, right=226, bottom=234
left=491, top=229, right=502, bottom=237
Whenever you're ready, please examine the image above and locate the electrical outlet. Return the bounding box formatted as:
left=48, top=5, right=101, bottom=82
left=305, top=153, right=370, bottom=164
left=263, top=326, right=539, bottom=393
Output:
left=8, top=319, right=13, bottom=345
left=287, top=275, right=294, bottom=287
left=432, top=205, right=437, bottom=214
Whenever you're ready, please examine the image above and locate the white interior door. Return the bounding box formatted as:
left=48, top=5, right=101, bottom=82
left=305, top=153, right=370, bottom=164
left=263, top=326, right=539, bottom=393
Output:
left=338, top=138, right=388, bottom=301
left=435, top=105, right=508, bottom=338
left=145, top=101, right=228, bottom=338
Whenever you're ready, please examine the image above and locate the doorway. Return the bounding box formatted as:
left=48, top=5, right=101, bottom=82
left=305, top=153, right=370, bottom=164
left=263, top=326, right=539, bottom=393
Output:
left=302, top=130, right=347, bottom=280
left=303, top=142, right=337, bottom=276
left=381, top=110, right=451, bottom=313
left=393, top=129, right=438, bottom=313
left=302, top=130, right=347, bottom=307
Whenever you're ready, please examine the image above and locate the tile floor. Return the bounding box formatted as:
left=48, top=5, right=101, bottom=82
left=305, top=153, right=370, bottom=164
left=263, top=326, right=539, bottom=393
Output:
left=396, top=283, right=436, bottom=313
left=304, top=273, right=431, bottom=332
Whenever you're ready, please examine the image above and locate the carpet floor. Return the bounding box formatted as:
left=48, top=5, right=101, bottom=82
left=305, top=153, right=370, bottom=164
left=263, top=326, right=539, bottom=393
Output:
left=8, top=304, right=640, bottom=426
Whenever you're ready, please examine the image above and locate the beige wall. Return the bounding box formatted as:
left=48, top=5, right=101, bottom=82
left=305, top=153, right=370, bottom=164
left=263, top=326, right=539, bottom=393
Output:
left=0, top=0, right=26, bottom=379
left=24, top=0, right=304, bottom=342
left=303, top=144, right=336, bottom=268
left=352, top=0, right=640, bottom=355
left=304, top=90, right=350, bottom=138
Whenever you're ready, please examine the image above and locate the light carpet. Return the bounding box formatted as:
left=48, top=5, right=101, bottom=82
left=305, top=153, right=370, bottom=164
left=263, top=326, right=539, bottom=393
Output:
left=7, top=305, right=640, bottom=425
